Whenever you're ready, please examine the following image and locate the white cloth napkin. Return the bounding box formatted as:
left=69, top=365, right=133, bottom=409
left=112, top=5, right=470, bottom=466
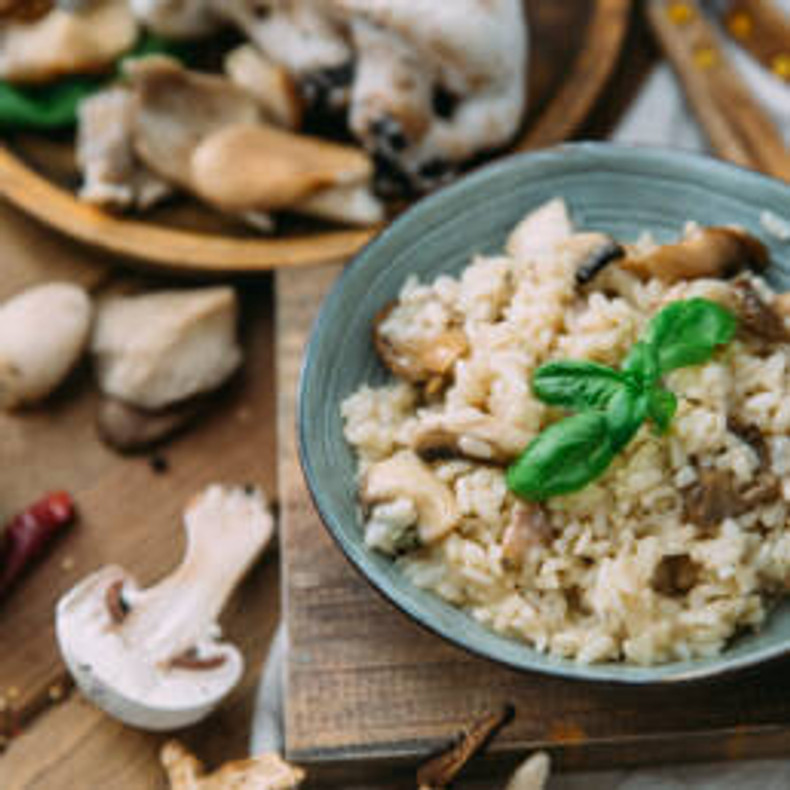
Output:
left=251, top=5, right=790, bottom=784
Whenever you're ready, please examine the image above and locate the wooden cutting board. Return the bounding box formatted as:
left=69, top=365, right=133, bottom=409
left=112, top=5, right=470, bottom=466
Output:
left=277, top=266, right=790, bottom=784
left=0, top=197, right=281, bottom=789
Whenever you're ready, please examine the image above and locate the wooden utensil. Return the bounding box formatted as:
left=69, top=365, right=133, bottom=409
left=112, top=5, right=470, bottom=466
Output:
left=649, top=0, right=790, bottom=181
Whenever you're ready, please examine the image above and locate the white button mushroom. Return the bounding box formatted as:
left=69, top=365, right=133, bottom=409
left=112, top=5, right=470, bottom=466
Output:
left=91, top=286, right=242, bottom=411
left=56, top=484, right=274, bottom=731
left=0, top=282, right=92, bottom=409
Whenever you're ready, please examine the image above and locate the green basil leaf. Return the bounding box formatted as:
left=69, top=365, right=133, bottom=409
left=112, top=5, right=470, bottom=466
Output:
left=644, top=298, right=737, bottom=375
left=621, top=341, right=659, bottom=387
left=605, top=385, right=649, bottom=450
left=507, top=412, right=616, bottom=501
left=647, top=388, right=678, bottom=434
left=532, top=360, right=627, bottom=411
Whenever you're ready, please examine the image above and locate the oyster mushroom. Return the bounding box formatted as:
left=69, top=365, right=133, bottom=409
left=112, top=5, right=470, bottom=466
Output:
left=224, top=44, right=303, bottom=130
left=190, top=123, right=384, bottom=224
left=412, top=411, right=530, bottom=465
left=0, top=282, right=92, bottom=409
left=0, top=0, right=137, bottom=83
left=91, top=286, right=242, bottom=411
left=373, top=303, right=468, bottom=388
left=161, top=740, right=304, bottom=790
left=56, top=484, right=274, bottom=731
left=620, top=227, right=768, bottom=283
left=361, top=451, right=460, bottom=543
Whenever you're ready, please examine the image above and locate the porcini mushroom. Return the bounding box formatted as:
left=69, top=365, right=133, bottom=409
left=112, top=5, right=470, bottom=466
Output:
left=161, top=740, right=304, bottom=790
left=56, top=484, right=274, bottom=731
left=0, top=282, right=92, bottom=409
left=91, top=287, right=242, bottom=411
left=0, top=0, right=137, bottom=84
left=620, top=227, right=768, bottom=283
left=361, top=451, right=460, bottom=544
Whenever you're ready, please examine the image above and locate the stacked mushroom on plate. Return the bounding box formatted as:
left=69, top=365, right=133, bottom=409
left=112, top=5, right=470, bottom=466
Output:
left=1, top=0, right=528, bottom=229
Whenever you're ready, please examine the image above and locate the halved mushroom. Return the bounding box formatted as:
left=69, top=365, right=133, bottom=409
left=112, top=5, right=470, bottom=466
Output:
left=732, top=278, right=790, bottom=343
left=620, top=227, right=768, bottom=283
left=361, top=451, right=460, bottom=543
left=161, top=740, right=304, bottom=790
left=56, top=484, right=274, bottom=731
left=412, top=411, right=530, bottom=465
left=224, top=44, right=303, bottom=130
left=0, top=0, right=137, bottom=83
left=91, top=286, right=242, bottom=411
left=373, top=303, right=468, bottom=389
left=0, top=282, right=92, bottom=409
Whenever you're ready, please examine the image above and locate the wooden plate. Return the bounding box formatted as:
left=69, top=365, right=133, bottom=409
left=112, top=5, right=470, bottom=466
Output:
left=0, top=0, right=631, bottom=275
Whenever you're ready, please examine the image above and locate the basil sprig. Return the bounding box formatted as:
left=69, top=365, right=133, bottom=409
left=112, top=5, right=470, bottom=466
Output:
left=507, top=298, right=736, bottom=501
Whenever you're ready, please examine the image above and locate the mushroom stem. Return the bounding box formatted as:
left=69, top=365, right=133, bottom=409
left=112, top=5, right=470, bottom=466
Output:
left=121, top=486, right=272, bottom=666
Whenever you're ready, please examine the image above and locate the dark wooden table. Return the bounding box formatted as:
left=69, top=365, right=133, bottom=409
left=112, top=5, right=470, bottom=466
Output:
left=0, top=7, right=657, bottom=789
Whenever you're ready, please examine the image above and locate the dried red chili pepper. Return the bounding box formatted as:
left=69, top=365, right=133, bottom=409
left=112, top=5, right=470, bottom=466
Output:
left=0, top=491, right=75, bottom=598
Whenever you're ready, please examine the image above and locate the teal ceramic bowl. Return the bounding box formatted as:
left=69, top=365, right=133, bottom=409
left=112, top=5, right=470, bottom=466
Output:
left=298, top=142, right=790, bottom=684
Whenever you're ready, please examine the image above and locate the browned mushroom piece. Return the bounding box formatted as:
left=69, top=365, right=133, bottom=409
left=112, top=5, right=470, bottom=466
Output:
left=652, top=554, right=700, bottom=596
left=733, top=278, right=790, bottom=343
left=412, top=412, right=530, bottom=465
left=682, top=467, right=743, bottom=528
left=501, top=503, right=552, bottom=571
left=373, top=303, right=468, bottom=388
left=620, top=227, right=769, bottom=283
left=0, top=0, right=53, bottom=22
left=567, top=232, right=626, bottom=286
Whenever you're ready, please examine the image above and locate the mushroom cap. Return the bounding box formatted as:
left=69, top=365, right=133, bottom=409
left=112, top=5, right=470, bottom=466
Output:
left=0, top=282, right=92, bottom=409
left=56, top=566, right=244, bottom=732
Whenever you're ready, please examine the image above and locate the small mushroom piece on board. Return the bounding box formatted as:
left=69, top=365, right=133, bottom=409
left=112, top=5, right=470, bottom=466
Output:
left=0, top=282, right=92, bottom=409
left=0, top=0, right=137, bottom=84
left=91, top=287, right=242, bottom=411
left=224, top=44, right=303, bottom=130
left=97, top=395, right=211, bottom=454
left=189, top=123, right=383, bottom=224
left=56, top=485, right=274, bottom=731
left=361, top=451, right=460, bottom=544
left=504, top=752, right=551, bottom=790
left=620, top=227, right=769, bottom=283
left=161, top=740, right=304, bottom=790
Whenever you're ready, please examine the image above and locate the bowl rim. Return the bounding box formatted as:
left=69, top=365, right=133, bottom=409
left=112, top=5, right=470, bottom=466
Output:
left=298, top=141, right=790, bottom=685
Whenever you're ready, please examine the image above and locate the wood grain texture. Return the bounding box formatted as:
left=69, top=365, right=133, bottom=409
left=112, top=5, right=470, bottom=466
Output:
left=277, top=267, right=790, bottom=784
left=0, top=197, right=281, bottom=789
left=0, top=0, right=631, bottom=275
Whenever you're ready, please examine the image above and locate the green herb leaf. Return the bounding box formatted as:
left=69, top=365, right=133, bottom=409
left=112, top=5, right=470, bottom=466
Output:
left=604, top=385, right=649, bottom=450
left=506, top=412, right=616, bottom=501
left=647, top=388, right=678, bottom=434
left=532, top=360, right=627, bottom=411
left=621, top=341, right=659, bottom=387
left=643, top=298, right=737, bottom=375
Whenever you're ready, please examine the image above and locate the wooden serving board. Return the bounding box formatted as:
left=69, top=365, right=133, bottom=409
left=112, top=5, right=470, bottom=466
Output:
left=0, top=0, right=631, bottom=275
left=0, top=198, right=281, bottom=790
left=277, top=267, right=790, bottom=784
